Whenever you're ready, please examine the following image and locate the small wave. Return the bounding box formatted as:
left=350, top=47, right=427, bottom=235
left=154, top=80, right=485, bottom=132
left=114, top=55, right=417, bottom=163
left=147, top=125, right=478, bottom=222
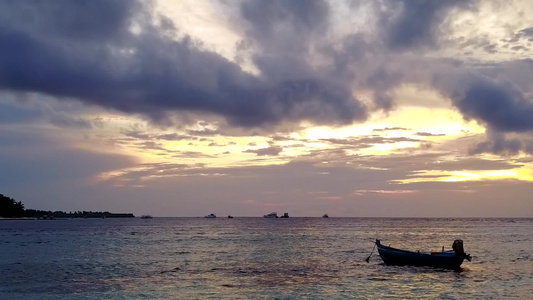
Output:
left=160, top=267, right=181, bottom=274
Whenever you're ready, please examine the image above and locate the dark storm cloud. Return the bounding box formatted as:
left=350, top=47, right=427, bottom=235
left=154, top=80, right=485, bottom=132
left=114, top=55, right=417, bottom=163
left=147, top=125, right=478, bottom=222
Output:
left=1, top=0, right=532, bottom=153
left=426, top=59, right=533, bottom=154
left=237, top=0, right=368, bottom=124
left=0, top=0, right=367, bottom=129
left=240, top=0, right=533, bottom=146
left=379, top=0, right=477, bottom=50
left=435, top=72, right=533, bottom=133
left=240, top=0, right=329, bottom=48
left=0, top=0, right=136, bottom=42
left=480, top=60, right=533, bottom=96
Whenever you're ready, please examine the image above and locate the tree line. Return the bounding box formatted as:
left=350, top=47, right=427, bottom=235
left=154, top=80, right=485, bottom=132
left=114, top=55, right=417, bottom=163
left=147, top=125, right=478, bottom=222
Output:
left=0, top=194, right=134, bottom=218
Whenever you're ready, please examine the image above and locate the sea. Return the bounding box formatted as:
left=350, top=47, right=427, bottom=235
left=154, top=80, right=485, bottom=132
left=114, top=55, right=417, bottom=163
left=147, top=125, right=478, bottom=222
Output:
left=1, top=218, right=531, bottom=299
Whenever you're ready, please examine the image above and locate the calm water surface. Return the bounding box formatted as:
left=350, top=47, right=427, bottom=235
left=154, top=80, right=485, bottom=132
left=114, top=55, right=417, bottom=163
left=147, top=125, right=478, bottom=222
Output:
left=1, top=218, right=532, bottom=299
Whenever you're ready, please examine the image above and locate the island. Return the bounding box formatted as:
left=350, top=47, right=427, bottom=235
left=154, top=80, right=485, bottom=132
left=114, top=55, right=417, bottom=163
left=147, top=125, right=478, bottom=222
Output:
left=0, top=193, right=135, bottom=219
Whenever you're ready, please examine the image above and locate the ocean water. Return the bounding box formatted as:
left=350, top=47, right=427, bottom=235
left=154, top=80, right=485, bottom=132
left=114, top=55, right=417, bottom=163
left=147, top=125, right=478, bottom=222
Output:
left=1, top=218, right=531, bottom=299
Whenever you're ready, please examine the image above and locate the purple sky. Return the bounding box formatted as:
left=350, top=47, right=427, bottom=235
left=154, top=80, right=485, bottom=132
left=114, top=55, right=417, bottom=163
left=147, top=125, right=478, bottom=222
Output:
left=1, top=0, right=532, bottom=217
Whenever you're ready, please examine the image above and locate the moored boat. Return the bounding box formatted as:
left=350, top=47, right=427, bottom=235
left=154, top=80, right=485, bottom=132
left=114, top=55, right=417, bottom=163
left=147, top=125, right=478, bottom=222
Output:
left=322, top=214, right=329, bottom=218
left=280, top=213, right=289, bottom=218
left=263, top=212, right=278, bottom=218
left=375, top=239, right=471, bottom=270
left=140, top=215, right=153, bottom=219
left=205, top=213, right=216, bottom=218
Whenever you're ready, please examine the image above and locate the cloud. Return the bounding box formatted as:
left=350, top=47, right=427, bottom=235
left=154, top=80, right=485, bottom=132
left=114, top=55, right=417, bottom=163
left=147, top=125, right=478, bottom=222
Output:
left=0, top=126, right=135, bottom=189
left=90, top=156, right=533, bottom=217
left=378, top=0, right=477, bottom=50
left=508, top=27, right=533, bottom=44
left=319, top=136, right=421, bottom=149
left=469, top=130, right=533, bottom=155
left=520, top=27, right=533, bottom=38
left=122, top=130, right=194, bottom=141
left=415, top=132, right=445, bottom=137
left=433, top=70, right=533, bottom=133
left=354, top=189, right=418, bottom=195
left=1, top=0, right=532, bottom=157
left=429, top=156, right=521, bottom=171
left=0, top=0, right=367, bottom=129
left=373, top=127, right=410, bottom=132
left=186, top=129, right=220, bottom=136
left=172, top=151, right=214, bottom=159
left=244, top=146, right=283, bottom=156
left=240, top=0, right=329, bottom=51
left=0, top=92, right=92, bottom=128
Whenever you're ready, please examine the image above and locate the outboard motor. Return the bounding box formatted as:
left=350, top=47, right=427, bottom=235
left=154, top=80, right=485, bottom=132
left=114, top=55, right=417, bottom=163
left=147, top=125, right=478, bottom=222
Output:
left=452, top=240, right=464, bottom=254
left=452, top=240, right=472, bottom=261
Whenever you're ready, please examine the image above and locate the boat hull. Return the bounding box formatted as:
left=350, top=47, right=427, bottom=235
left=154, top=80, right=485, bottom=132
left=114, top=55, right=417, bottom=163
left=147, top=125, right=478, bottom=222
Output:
left=263, top=212, right=278, bottom=218
left=376, top=241, right=465, bottom=270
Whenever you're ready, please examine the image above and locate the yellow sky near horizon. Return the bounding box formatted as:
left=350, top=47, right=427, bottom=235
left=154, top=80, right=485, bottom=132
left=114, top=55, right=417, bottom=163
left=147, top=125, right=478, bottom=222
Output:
left=83, top=93, right=533, bottom=186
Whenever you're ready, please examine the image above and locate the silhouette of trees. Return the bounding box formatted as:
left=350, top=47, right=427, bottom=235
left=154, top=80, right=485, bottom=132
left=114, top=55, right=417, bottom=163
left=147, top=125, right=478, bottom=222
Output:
left=0, top=193, right=134, bottom=218
left=0, top=194, right=25, bottom=217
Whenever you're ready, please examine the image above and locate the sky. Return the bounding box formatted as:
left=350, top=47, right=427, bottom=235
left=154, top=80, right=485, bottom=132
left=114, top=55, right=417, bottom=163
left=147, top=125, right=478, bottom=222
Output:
left=1, top=0, right=532, bottom=217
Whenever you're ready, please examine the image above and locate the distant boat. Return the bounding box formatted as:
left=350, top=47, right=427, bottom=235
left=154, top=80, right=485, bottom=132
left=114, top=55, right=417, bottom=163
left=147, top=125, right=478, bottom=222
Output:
left=228, top=215, right=234, bottom=219
left=140, top=215, right=153, bottom=219
left=375, top=239, right=471, bottom=270
left=263, top=212, right=278, bottom=218
left=205, top=213, right=216, bottom=218
left=280, top=213, right=289, bottom=218
left=322, top=214, right=329, bottom=218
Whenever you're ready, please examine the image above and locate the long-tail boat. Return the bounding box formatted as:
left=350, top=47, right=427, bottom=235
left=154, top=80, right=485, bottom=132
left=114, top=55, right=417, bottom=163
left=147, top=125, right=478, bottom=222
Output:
left=375, top=239, right=471, bottom=270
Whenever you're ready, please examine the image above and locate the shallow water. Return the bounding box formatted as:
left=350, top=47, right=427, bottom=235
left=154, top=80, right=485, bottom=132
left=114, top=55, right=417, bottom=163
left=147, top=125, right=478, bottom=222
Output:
left=1, top=218, right=532, bottom=299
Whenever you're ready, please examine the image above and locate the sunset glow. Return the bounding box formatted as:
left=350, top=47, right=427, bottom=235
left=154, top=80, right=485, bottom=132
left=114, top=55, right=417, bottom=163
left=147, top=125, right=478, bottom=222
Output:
left=1, top=0, right=532, bottom=217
